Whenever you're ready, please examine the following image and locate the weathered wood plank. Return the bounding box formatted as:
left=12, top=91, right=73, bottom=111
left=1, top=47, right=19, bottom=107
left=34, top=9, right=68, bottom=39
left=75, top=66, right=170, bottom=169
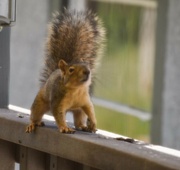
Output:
left=83, top=165, right=100, bottom=170
left=50, top=156, right=83, bottom=170
left=49, top=155, right=57, bottom=170
left=0, top=109, right=180, bottom=170
left=19, top=146, right=47, bottom=170
left=0, top=139, right=15, bottom=170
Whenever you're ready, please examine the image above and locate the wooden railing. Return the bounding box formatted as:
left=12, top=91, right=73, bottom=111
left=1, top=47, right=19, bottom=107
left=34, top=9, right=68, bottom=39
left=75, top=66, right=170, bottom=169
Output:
left=0, top=108, right=180, bottom=170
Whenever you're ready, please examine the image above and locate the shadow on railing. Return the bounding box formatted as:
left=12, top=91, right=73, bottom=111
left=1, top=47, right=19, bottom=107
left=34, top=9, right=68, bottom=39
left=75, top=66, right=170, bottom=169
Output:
left=0, top=107, right=180, bottom=170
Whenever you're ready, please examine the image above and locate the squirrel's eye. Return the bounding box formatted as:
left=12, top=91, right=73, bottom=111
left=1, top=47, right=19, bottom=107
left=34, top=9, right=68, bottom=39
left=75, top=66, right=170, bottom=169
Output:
left=69, top=67, right=75, bottom=73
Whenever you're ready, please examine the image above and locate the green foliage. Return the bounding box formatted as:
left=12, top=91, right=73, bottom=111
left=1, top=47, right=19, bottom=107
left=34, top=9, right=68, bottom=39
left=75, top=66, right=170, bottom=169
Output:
left=94, top=44, right=151, bottom=141
left=95, top=106, right=150, bottom=141
left=97, top=3, right=141, bottom=54
left=91, top=2, right=152, bottom=141
left=94, top=44, right=152, bottom=111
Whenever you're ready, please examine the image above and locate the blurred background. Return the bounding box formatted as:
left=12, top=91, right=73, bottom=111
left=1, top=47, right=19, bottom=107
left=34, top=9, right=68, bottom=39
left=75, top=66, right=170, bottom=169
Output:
left=10, top=0, right=156, bottom=142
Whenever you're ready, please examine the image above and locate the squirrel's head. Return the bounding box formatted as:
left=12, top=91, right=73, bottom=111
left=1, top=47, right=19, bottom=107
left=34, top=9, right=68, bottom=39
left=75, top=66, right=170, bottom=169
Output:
left=58, top=59, right=91, bottom=88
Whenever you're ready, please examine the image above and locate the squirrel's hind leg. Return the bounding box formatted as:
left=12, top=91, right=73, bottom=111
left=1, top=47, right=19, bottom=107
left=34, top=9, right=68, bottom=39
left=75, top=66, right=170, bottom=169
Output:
left=73, top=108, right=88, bottom=131
left=82, top=103, right=97, bottom=133
left=26, top=90, right=49, bottom=133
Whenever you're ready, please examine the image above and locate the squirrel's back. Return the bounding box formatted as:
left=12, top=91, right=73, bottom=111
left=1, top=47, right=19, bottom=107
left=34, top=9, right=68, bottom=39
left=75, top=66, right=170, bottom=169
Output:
left=40, top=10, right=105, bottom=86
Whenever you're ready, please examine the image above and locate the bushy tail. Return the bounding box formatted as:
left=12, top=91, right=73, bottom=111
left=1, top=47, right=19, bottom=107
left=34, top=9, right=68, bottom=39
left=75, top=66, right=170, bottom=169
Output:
left=40, top=9, right=106, bottom=86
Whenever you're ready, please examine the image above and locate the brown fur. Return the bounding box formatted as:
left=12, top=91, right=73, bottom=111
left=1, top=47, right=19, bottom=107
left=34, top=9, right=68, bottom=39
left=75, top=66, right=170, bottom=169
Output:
left=41, top=10, right=105, bottom=85
left=26, top=10, right=105, bottom=133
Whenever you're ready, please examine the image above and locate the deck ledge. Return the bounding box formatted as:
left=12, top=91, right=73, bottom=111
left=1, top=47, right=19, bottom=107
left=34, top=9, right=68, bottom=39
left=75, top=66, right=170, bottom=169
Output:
left=0, top=108, right=180, bottom=170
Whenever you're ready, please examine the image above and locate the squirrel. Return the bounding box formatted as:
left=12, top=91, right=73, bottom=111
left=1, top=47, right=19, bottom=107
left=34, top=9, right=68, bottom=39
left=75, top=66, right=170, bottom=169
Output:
left=26, top=10, right=105, bottom=133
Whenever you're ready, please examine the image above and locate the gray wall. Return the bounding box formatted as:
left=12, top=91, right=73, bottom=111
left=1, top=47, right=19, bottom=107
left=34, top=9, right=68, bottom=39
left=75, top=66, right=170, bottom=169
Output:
left=10, top=0, right=49, bottom=109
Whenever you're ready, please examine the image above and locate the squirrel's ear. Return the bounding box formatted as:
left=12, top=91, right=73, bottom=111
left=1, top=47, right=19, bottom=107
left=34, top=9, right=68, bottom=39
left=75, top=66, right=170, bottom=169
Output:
left=59, top=60, right=67, bottom=73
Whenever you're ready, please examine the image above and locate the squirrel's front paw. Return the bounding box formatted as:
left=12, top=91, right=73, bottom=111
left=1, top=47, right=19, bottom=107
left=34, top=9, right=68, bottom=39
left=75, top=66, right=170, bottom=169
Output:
left=59, top=126, right=75, bottom=134
left=26, top=122, right=45, bottom=133
left=26, top=123, right=36, bottom=133
left=87, top=119, right=97, bottom=133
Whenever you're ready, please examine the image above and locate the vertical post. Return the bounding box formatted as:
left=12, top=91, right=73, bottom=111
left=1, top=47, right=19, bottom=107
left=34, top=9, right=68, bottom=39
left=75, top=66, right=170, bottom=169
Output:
left=20, top=146, right=47, bottom=170
left=49, top=155, right=84, bottom=170
left=0, top=139, right=15, bottom=170
left=0, top=27, right=10, bottom=108
left=151, top=0, right=180, bottom=150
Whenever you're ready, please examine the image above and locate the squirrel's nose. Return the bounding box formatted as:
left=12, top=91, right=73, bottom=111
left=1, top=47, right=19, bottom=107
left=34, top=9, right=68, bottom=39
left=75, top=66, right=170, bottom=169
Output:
left=83, top=69, right=90, bottom=76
